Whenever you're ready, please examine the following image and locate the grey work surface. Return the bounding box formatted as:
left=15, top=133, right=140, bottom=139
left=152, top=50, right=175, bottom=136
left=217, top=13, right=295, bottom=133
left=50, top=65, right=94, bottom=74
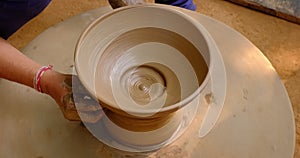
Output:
left=243, top=0, right=299, bottom=17
left=227, top=0, right=300, bottom=24
left=0, top=6, right=295, bottom=158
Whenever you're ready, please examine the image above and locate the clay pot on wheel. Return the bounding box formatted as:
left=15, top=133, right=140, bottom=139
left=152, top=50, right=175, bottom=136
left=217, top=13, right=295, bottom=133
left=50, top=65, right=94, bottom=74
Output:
left=74, top=3, right=215, bottom=150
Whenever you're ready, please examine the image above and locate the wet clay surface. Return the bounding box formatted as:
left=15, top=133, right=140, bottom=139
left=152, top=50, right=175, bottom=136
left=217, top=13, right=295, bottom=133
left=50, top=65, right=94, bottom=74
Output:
left=7, top=0, right=300, bottom=157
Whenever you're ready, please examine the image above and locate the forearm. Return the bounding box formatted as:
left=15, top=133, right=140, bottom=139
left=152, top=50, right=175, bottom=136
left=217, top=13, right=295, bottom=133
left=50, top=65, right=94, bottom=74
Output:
left=0, top=37, right=42, bottom=88
left=0, top=38, right=93, bottom=122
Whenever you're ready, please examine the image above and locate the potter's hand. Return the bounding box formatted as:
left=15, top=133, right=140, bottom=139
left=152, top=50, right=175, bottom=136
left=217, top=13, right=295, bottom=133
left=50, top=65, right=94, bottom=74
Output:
left=108, top=0, right=127, bottom=9
left=42, top=72, right=103, bottom=123
left=108, top=0, right=145, bottom=9
left=0, top=38, right=102, bottom=123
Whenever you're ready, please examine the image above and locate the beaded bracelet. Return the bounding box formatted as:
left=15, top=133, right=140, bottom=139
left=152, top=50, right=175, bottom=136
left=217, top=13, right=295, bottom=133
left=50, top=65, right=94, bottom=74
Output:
left=33, top=65, right=53, bottom=93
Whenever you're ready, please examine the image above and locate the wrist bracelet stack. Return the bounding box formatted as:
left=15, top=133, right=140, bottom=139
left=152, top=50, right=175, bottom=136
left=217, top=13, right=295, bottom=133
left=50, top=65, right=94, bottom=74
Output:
left=33, top=65, right=53, bottom=93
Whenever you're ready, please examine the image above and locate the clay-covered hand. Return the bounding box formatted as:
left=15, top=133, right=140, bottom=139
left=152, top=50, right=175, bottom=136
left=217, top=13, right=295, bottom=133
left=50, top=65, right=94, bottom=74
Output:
left=123, top=0, right=145, bottom=5
left=108, top=0, right=127, bottom=9
left=42, top=72, right=103, bottom=123
left=108, top=0, right=145, bottom=9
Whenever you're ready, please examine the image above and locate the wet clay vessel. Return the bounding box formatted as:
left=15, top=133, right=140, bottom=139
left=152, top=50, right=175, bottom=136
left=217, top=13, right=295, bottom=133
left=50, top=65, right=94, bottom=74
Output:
left=74, top=4, right=216, bottom=148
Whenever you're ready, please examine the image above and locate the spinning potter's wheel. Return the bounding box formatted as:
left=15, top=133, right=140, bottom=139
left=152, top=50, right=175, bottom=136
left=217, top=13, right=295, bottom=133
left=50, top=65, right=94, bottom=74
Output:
left=0, top=5, right=295, bottom=158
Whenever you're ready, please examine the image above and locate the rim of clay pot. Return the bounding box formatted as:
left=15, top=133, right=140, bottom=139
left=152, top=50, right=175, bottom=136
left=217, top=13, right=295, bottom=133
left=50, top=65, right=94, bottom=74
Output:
left=74, top=4, right=214, bottom=114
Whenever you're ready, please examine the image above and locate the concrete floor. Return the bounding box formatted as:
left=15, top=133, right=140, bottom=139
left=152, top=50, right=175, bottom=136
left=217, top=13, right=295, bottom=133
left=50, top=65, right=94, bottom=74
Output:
left=7, top=0, right=300, bottom=157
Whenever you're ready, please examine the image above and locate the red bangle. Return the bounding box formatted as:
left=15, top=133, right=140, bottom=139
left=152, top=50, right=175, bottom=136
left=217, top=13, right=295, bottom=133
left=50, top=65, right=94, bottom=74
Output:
left=33, top=65, right=53, bottom=93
